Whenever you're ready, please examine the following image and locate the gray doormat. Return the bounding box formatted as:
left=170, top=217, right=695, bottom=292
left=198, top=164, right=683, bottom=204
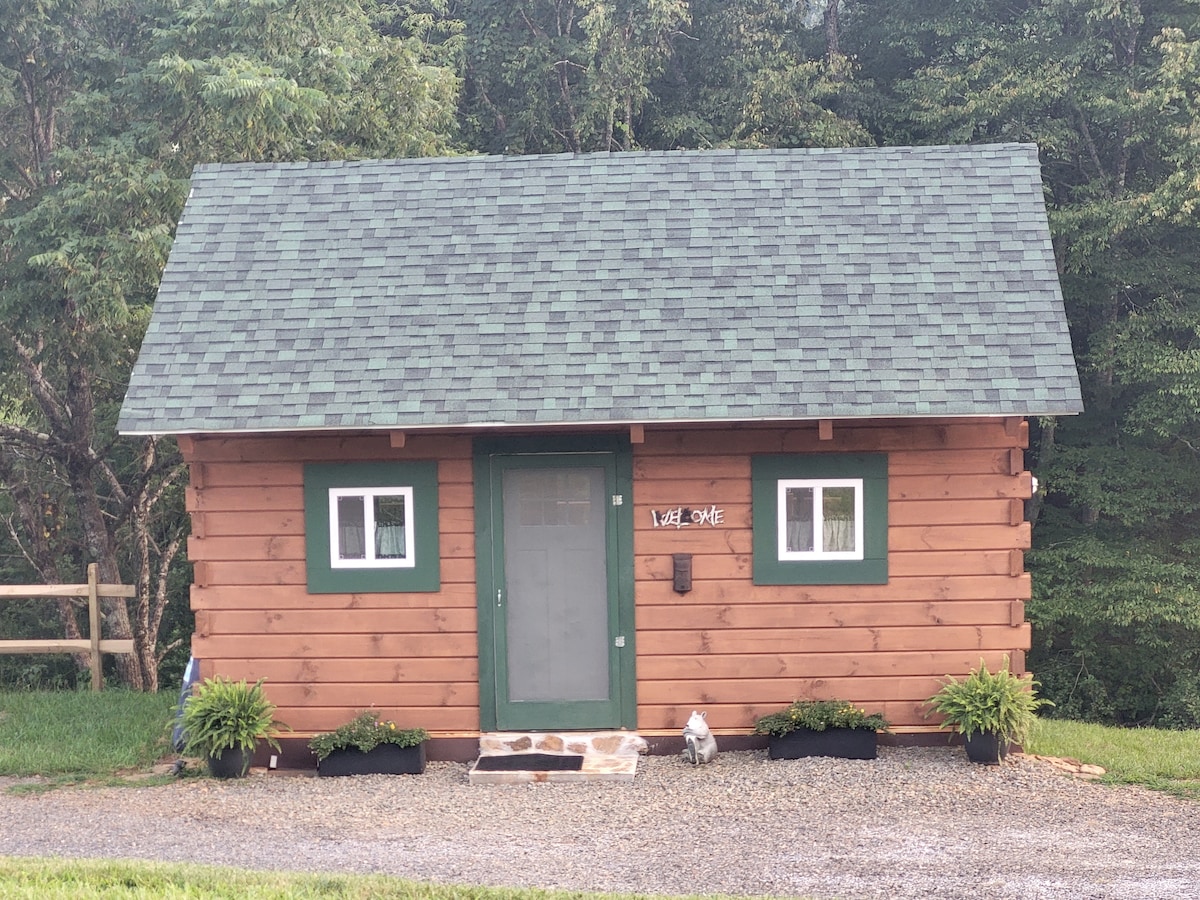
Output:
left=473, top=753, right=584, bottom=772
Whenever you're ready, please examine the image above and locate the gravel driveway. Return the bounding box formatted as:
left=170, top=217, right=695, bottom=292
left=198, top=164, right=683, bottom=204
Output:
left=1, top=747, right=1198, bottom=899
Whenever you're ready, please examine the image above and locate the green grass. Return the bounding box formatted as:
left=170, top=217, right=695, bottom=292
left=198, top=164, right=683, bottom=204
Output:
left=1027, top=718, right=1200, bottom=799
left=0, top=689, right=176, bottom=778
left=3, top=690, right=1198, bottom=805
left=0, top=858, right=714, bottom=900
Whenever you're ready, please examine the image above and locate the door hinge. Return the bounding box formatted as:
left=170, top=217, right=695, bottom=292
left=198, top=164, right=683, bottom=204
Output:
left=611, top=494, right=623, bottom=506
left=496, top=588, right=502, bottom=608
left=614, top=635, right=626, bottom=648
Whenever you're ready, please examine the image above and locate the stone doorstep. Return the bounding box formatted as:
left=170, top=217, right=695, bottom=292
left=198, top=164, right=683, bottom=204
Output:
left=469, top=731, right=648, bottom=785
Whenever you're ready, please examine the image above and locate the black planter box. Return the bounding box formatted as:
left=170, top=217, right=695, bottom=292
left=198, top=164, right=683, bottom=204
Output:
left=316, top=742, right=427, bottom=776
left=206, top=747, right=253, bottom=778
left=963, top=732, right=1010, bottom=765
left=767, top=728, right=878, bottom=760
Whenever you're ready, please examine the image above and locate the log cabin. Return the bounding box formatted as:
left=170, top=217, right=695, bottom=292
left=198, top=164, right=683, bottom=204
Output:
left=119, top=145, right=1083, bottom=762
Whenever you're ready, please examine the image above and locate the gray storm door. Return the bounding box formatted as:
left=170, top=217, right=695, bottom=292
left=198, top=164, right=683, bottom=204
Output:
left=474, top=441, right=635, bottom=732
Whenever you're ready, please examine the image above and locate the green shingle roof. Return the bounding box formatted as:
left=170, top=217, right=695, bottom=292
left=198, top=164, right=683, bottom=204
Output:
left=118, top=144, right=1082, bottom=435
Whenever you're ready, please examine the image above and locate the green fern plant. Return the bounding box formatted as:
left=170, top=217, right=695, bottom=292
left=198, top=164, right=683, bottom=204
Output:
left=180, top=677, right=285, bottom=770
left=926, top=657, right=1051, bottom=745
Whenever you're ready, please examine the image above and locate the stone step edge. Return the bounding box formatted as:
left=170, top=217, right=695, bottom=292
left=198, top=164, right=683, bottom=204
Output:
left=478, top=731, right=649, bottom=759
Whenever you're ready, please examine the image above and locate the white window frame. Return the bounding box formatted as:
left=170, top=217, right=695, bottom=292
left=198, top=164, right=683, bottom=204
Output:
left=328, top=486, right=415, bottom=569
left=776, top=478, right=865, bottom=561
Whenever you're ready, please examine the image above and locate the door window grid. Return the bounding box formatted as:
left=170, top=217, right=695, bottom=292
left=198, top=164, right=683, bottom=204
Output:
left=516, top=471, right=594, bottom=526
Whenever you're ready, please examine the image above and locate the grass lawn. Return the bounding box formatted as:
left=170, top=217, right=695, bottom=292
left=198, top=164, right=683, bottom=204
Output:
left=0, top=858, right=679, bottom=900
left=0, top=689, right=176, bottom=780
left=1028, top=717, right=1200, bottom=800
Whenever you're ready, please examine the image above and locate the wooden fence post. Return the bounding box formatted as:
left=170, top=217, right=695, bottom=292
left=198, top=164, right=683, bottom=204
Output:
left=88, top=563, right=102, bottom=692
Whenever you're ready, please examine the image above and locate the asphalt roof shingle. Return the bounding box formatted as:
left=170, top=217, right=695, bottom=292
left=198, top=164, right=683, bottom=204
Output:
left=118, top=144, right=1083, bottom=435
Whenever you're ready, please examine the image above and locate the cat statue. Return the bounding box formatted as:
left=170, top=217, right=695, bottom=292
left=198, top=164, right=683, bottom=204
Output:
left=681, top=709, right=718, bottom=765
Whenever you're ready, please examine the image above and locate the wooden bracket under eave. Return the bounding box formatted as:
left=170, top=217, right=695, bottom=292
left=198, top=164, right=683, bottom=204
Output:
left=176, top=435, right=196, bottom=461
left=818, top=419, right=834, bottom=441
left=1004, top=416, right=1030, bottom=448
left=630, top=424, right=645, bottom=444
left=389, top=431, right=406, bottom=449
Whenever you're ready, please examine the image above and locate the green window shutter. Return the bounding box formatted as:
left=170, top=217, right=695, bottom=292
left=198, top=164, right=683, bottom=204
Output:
left=751, top=454, right=888, bottom=585
left=304, top=461, right=440, bottom=593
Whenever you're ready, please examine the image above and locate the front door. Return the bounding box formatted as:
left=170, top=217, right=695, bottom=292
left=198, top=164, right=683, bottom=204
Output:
left=474, top=438, right=635, bottom=731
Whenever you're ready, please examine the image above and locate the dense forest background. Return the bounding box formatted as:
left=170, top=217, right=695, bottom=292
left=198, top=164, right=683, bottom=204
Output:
left=2, top=0, right=1199, bottom=727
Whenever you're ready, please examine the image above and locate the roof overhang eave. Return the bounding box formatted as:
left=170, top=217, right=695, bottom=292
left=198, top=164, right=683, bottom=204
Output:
left=117, top=406, right=1084, bottom=439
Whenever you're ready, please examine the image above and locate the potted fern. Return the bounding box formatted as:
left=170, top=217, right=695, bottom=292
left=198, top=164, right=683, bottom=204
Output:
left=309, top=711, right=428, bottom=776
left=926, top=657, right=1051, bottom=764
left=180, top=677, right=286, bottom=778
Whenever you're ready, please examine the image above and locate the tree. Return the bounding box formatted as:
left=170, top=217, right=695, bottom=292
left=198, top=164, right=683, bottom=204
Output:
left=459, top=0, right=693, bottom=153
left=846, top=0, right=1200, bottom=726
left=637, top=0, right=873, bottom=150
left=0, top=0, right=460, bottom=690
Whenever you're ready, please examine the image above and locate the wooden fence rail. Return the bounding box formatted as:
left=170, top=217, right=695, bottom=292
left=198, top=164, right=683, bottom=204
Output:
left=0, top=563, right=135, bottom=691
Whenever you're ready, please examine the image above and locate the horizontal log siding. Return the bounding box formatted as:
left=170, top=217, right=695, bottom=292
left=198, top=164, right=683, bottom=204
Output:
left=184, top=433, right=479, bottom=735
left=182, top=417, right=1031, bottom=738
left=631, top=418, right=1031, bottom=733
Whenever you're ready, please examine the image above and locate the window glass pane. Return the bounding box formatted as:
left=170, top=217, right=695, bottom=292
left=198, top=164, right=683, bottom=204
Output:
left=374, top=494, right=407, bottom=559
left=337, top=496, right=366, bottom=560
left=785, top=486, right=814, bottom=552
left=823, top=486, right=857, bottom=552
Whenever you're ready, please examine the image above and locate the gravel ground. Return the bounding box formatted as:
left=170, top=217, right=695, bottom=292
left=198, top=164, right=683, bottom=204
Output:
left=1, top=747, right=1199, bottom=899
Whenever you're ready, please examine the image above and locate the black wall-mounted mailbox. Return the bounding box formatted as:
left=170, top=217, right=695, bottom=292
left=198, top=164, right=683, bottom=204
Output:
left=672, top=553, right=693, bottom=594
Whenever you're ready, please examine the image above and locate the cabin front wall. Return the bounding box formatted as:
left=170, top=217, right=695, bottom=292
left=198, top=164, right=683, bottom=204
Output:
left=182, top=417, right=1032, bottom=742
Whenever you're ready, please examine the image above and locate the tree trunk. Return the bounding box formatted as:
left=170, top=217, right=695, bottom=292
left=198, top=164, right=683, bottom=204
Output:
left=71, top=464, right=145, bottom=689
left=824, top=0, right=842, bottom=67
left=1026, top=416, right=1056, bottom=527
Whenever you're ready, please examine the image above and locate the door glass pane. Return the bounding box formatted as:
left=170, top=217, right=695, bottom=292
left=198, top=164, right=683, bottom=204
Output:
left=336, top=496, right=366, bottom=560
left=785, top=486, right=814, bottom=552
left=823, top=486, right=857, bottom=552
left=374, top=495, right=407, bottom=559
left=502, top=467, right=609, bottom=703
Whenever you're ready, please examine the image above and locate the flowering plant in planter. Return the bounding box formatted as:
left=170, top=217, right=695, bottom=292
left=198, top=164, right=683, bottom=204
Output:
left=753, top=699, right=889, bottom=737
left=309, top=711, right=428, bottom=760
left=754, top=699, right=888, bottom=760
left=309, top=712, right=429, bottom=776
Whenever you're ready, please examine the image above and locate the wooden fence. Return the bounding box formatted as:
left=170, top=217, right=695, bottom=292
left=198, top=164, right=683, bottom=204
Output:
left=0, top=564, right=135, bottom=690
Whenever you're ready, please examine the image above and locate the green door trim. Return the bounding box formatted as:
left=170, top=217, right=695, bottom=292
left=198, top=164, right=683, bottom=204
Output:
left=473, top=434, right=635, bottom=732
